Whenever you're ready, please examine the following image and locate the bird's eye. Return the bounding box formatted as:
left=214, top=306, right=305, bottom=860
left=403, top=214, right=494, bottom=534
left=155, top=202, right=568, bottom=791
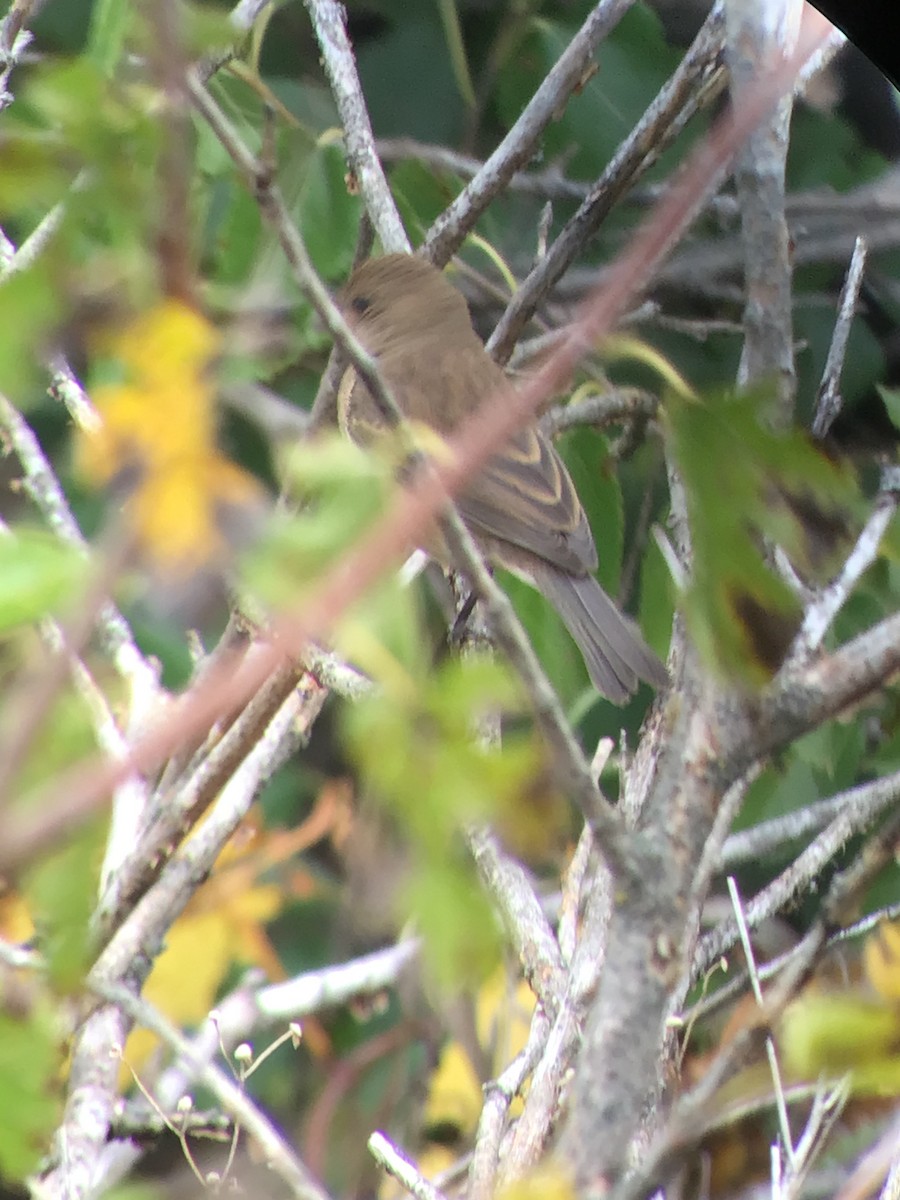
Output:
left=350, top=295, right=372, bottom=315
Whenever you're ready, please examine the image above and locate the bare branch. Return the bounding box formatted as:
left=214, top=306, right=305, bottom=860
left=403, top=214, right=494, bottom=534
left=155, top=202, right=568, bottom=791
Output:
left=726, top=0, right=802, bottom=416
left=423, top=0, right=637, bottom=267
left=302, top=0, right=409, bottom=254
left=695, top=766, right=900, bottom=978
left=468, top=826, right=566, bottom=1014
left=789, top=480, right=898, bottom=662
left=94, top=668, right=318, bottom=949
left=368, top=1132, right=446, bottom=1200
left=93, top=982, right=333, bottom=1200
left=488, top=1, right=726, bottom=363
left=812, top=234, right=868, bottom=438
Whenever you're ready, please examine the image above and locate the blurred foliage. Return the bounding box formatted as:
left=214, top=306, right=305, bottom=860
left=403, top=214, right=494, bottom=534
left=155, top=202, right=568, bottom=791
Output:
left=665, top=384, right=863, bottom=684
left=0, top=527, right=88, bottom=633
left=0, top=0, right=898, bottom=1194
left=0, top=999, right=63, bottom=1179
left=344, top=655, right=541, bottom=987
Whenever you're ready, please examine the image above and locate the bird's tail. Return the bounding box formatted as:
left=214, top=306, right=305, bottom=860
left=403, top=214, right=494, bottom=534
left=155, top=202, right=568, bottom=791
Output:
left=533, top=567, right=668, bottom=704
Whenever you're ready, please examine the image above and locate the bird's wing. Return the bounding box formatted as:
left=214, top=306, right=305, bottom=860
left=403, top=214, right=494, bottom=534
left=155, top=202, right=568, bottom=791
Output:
left=371, top=339, right=600, bottom=575
left=458, top=423, right=600, bottom=575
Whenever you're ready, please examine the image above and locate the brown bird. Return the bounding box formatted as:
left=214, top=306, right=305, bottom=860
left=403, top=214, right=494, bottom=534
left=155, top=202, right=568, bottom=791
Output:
left=338, top=253, right=667, bottom=703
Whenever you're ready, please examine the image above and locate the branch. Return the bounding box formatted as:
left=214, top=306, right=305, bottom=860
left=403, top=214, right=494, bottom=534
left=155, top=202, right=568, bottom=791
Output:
left=611, top=799, right=900, bottom=1200
left=39, top=682, right=311, bottom=1198
left=423, top=0, right=636, bottom=267
left=468, top=1007, right=551, bottom=1200
left=368, top=1132, right=446, bottom=1200
left=467, top=826, right=566, bottom=1014
left=302, top=0, right=409, bottom=254
left=93, top=662, right=318, bottom=943
left=377, top=137, right=590, bottom=203
left=487, top=1, right=726, bottom=363
left=88, top=941, right=422, bottom=1193
left=789, top=479, right=898, bottom=663
left=94, top=982, right=333, bottom=1200
left=0, top=393, right=158, bottom=702
left=812, top=234, right=868, bottom=438
left=726, top=0, right=802, bottom=417
left=540, top=387, right=658, bottom=435
left=694, top=767, right=900, bottom=977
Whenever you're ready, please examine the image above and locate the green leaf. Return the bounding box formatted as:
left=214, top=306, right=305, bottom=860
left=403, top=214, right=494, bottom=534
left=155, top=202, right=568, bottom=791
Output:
left=664, top=385, right=861, bottom=685
left=338, top=574, right=425, bottom=688
left=558, top=428, right=622, bottom=595
left=878, top=384, right=900, bottom=434
left=0, top=529, right=86, bottom=634
left=181, top=3, right=235, bottom=60
left=500, top=570, right=587, bottom=703
left=0, top=267, right=64, bottom=401
left=24, top=821, right=103, bottom=991
left=0, top=131, right=74, bottom=214
left=405, top=859, right=500, bottom=988
left=495, top=7, right=681, bottom=181
left=781, top=992, right=900, bottom=1083
left=733, top=756, right=819, bottom=833
left=638, top=532, right=675, bottom=664
left=343, top=655, right=539, bottom=986
left=241, top=435, right=388, bottom=603
left=86, top=0, right=132, bottom=76
left=391, top=159, right=459, bottom=242
left=356, top=11, right=463, bottom=145
left=788, top=103, right=888, bottom=193
left=297, top=142, right=363, bottom=281
left=0, top=1002, right=62, bottom=1180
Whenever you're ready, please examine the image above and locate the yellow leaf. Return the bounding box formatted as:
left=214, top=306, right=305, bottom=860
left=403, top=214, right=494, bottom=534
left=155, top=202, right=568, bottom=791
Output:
left=425, top=969, right=535, bottom=1136
left=0, top=891, right=35, bottom=944
left=780, top=991, right=900, bottom=1079
left=424, top=1040, right=482, bottom=1135
left=78, top=300, right=263, bottom=574
left=499, top=1163, right=575, bottom=1200
left=122, top=823, right=286, bottom=1077
left=864, top=919, right=900, bottom=1002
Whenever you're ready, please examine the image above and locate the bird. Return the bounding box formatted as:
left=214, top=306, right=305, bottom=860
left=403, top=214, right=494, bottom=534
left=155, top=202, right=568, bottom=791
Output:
left=337, top=253, right=667, bottom=704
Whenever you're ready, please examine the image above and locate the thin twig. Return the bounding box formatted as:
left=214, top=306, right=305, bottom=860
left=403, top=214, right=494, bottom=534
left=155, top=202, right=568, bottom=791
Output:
left=186, top=69, right=405, bottom=425
left=94, top=982, right=333, bottom=1200
left=789, top=481, right=899, bottom=662
left=722, top=788, right=868, bottom=866
left=439, top=511, right=612, bottom=843
left=812, top=235, right=868, bottom=438
left=694, top=767, right=900, bottom=980
left=684, top=902, right=900, bottom=1030
left=468, top=1008, right=551, bottom=1200
left=0, top=0, right=42, bottom=106
left=0, top=394, right=159, bottom=703
left=726, top=875, right=794, bottom=1164
left=88, top=942, right=422, bottom=1194
left=42, top=682, right=314, bottom=1198
left=94, top=665, right=318, bottom=945
left=368, top=1132, right=446, bottom=1200
left=467, top=826, right=565, bottom=1014
left=377, top=138, right=591, bottom=202
left=541, top=388, right=658, bottom=435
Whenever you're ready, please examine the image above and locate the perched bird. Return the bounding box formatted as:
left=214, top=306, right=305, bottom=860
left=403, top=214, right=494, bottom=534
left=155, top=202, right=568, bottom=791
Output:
left=337, top=253, right=667, bottom=703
